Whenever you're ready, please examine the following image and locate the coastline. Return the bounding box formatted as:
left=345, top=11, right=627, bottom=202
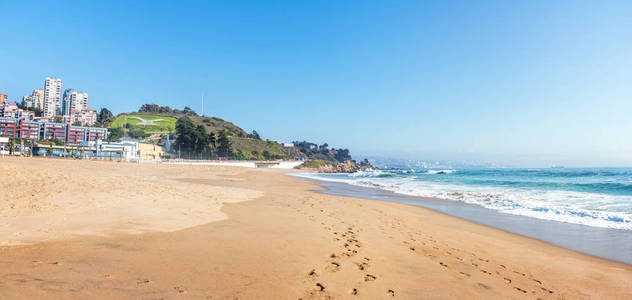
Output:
left=302, top=177, right=632, bottom=265
left=1, top=158, right=631, bottom=299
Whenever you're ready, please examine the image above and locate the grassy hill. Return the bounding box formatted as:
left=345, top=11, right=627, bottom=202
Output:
left=229, top=137, right=289, bottom=160
left=127, top=111, right=248, bottom=137
left=108, top=111, right=292, bottom=160
left=110, top=114, right=177, bottom=133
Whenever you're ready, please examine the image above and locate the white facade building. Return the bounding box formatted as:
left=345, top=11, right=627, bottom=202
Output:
left=62, top=108, right=97, bottom=126
left=63, top=89, right=89, bottom=115
left=43, top=77, right=62, bottom=117
left=23, top=89, right=45, bottom=110
left=93, top=138, right=140, bottom=161
left=22, top=94, right=39, bottom=109
left=33, top=89, right=44, bottom=110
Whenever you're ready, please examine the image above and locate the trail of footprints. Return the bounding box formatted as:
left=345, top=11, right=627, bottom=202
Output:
left=372, top=205, right=558, bottom=298
left=296, top=196, right=396, bottom=298
left=400, top=232, right=556, bottom=298
left=295, top=196, right=555, bottom=299
left=307, top=223, right=394, bottom=298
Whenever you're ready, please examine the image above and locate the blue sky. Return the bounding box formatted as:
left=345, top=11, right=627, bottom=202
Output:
left=1, top=0, right=631, bottom=167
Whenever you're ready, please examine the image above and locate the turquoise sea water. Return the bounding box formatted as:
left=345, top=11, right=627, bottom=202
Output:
left=297, top=168, right=632, bottom=230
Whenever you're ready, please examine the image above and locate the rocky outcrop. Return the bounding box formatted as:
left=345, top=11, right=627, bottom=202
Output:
left=317, top=160, right=371, bottom=173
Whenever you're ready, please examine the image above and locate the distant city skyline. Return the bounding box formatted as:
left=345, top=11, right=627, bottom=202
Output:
left=1, top=76, right=98, bottom=126
left=1, top=0, right=631, bottom=167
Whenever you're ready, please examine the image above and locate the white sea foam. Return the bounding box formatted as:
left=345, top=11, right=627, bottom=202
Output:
left=292, top=172, right=632, bottom=230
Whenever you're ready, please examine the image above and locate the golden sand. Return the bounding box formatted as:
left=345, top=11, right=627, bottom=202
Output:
left=0, top=157, right=630, bottom=299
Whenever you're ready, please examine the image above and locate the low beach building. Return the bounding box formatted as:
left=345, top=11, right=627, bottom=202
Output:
left=139, top=143, right=165, bottom=161
left=0, top=136, right=8, bottom=155
left=0, top=117, right=18, bottom=137
left=17, top=121, right=40, bottom=140
left=95, top=138, right=140, bottom=161
left=41, top=122, right=68, bottom=141
left=33, top=142, right=123, bottom=160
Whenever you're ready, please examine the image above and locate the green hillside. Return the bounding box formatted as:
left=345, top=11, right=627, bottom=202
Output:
left=104, top=107, right=364, bottom=166
left=110, top=114, right=176, bottom=133
left=108, top=109, right=292, bottom=160
left=128, top=112, right=248, bottom=137
left=229, top=137, right=289, bottom=160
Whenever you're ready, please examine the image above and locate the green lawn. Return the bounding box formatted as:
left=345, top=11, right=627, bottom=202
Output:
left=110, top=114, right=177, bottom=133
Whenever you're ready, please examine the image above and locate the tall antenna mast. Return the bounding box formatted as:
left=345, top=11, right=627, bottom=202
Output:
left=202, top=93, right=205, bottom=117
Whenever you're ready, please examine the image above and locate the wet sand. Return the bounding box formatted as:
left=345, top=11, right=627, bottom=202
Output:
left=1, top=157, right=631, bottom=299
left=312, top=180, right=632, bottom=265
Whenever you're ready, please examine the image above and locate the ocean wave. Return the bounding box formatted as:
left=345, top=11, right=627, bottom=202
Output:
left=294, top=172, right=632, bottom=230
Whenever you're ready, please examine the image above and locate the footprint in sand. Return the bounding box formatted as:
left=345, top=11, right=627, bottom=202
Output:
left=514, top=287, right=527, bottom=294
left=459, top=271, right=471, bottom=278
left=387, top=289, right=396, bottom=297
left=326, top=262, right=341, bottom=272
left=364, top=274, right=377, bottom=282
left=477, top=283, right=492, bottom=290
left=354, top=262, right=369, bottom=271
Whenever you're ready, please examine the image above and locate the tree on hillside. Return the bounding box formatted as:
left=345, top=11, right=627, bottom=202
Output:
left=262, top=150, right=271, bottom=160
left=249, top=130, right=261, bottom=140
left=208, top=132, right=217, bottom=149
left=72, top=121, right=82, bottom=126
left=98, top=108, right=114, bottom=126
left=139, top=104, right=160, bottom=113
left=53, top=116, right=62, bottom=123
left=175, top=116, right=197, bottom=152
left=334, top=148, right=352, bottom=162
left=216, top=130, right=232, bottom=157
left=139, top=104, right=173, bottom=113
left=293, top=141, right=318, bottom=155
left=193, top=125, right=209, bottom=152
left=127, top=125, right=146, bottom=139
left=107, top=127, right=123, bottom=141
left=183, top=106, right=197, bottom=116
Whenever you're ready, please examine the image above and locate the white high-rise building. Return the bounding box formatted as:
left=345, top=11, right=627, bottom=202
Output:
left=22, top=89, right=45, bottom=110
left=22, top=95, right=39, bottom=109
left=63, top=89, right=89, bottom=115
left=33, top=88, right=44, bottom=110
left=43, top=77, right=62, bottom=117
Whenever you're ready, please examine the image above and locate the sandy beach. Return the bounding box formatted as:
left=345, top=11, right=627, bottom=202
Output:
left=1, top=157, right=631, bottom=299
